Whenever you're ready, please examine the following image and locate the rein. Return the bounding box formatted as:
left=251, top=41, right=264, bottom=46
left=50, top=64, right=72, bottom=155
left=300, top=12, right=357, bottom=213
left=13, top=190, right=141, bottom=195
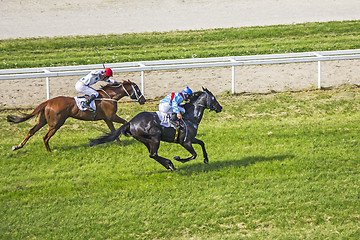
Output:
left=97, top=89, right=118, bottom=102
left=197, top=91, right=210, bottom=109
left=180, top=118, right=188, bottom=142
left=96, top=82, right=143, bottom=102
left=121, top=83, right=144, bottom=103
left=95, top=97, right=118, bottom=102
left=178, top=91, right=207, bottom=142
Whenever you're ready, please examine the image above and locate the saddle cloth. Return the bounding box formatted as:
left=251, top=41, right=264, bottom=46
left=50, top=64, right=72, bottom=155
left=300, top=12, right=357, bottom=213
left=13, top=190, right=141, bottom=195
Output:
left=74, top=97, right=96, bottom=111
left=156, top=111, right=176, bottom=129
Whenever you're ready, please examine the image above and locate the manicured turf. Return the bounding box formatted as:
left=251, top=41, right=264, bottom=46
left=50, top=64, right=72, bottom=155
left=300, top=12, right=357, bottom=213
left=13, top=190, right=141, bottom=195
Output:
left=1, top=86, right=359, bottom=239
left=1, top=20, right=360, bottom=69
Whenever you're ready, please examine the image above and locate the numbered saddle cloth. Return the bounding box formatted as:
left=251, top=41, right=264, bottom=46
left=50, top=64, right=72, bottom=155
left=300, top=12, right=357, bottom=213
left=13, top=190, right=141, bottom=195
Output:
left=156, top=111, right=176, bottom=129
left=74, top=96, right=96, bottom=111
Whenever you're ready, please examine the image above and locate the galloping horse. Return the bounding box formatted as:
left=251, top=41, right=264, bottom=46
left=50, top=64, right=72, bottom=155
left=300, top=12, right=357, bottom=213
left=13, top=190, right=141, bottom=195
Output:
left=90, top=88, right=222, bottom=171
left=7, top=80, right=146, bottom=152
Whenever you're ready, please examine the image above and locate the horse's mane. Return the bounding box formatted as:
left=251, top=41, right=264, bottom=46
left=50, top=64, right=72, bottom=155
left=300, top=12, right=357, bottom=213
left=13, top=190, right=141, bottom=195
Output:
left=99, top=81, right=126, bottom=90
left=188, top=91, right=203, bottom=103
left=183, top=91, right=204, bottom=109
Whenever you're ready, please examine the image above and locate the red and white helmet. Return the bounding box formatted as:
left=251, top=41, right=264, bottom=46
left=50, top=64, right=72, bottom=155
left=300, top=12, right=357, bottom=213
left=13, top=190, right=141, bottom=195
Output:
left=103, top=68, right=113, bottom=77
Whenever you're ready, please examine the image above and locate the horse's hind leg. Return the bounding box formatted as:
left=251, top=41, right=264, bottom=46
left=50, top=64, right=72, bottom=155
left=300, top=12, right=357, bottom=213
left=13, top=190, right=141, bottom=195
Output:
left=139, top=136, right=177, bottom=171
left=42, top=115, right=66, bottom=152
left=151, top=152, right=178, bottom=171
left=12, top=113, right=47, bottom=151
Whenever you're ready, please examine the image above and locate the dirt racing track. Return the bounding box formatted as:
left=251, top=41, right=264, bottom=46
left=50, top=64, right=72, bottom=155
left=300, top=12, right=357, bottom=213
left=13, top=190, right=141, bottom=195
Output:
left=0, top=0, right=359, bottom=108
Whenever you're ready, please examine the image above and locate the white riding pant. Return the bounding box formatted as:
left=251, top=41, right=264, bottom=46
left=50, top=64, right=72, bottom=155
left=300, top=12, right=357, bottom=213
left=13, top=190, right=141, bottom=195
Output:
left=75, top=81, right=99, bottom=97
left=159, top=102, right=185, bottom=114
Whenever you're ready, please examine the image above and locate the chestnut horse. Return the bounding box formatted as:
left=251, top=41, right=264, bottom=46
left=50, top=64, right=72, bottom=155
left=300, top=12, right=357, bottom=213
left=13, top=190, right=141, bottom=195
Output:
left=7, top=80, right=146, bottom=152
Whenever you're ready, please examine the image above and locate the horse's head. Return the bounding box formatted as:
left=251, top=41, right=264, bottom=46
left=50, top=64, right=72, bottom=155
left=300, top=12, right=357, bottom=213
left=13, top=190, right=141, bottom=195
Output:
left=200, top=87, right=222, bottom=113
left=122, top=80, right=146, bottom=105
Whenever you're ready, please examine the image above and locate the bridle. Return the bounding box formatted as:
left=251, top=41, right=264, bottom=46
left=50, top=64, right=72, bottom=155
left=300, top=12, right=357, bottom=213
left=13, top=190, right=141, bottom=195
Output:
left=198, top=91, right=211, bottom=110
left=121, top=82, right=144, bottom=103
left=198, top=90, right=220, bottom=112
left=98, top=82, right=144, bottom=102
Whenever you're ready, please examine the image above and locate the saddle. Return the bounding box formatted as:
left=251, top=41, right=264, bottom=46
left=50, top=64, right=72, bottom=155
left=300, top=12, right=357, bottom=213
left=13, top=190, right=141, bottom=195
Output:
left=156, top=112, right=184, bottom=142
left=156, top=111, right=175, bottom=129
left=74, top=96, right=96, bottom=112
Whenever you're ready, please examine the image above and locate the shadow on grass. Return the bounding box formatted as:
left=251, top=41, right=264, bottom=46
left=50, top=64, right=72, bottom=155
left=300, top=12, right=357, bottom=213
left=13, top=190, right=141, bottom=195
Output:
left=57, top=138, right=136, bottom=151
left=175, top=155, right=294, bottom=175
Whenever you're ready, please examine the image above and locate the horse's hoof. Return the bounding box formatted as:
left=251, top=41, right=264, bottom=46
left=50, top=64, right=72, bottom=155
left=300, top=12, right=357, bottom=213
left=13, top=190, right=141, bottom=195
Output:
left=174, top=156, right=188, bottom=163
left=169, top=165, right=178, bottom=172
left=12, top=146, right=18, bottom=151
left=204, top=158, right=209, bottom=164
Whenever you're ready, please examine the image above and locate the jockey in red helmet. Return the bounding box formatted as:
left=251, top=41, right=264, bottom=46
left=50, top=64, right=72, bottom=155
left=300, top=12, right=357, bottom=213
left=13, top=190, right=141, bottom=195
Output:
left=104, top=67, right=113, bottom=77
left=75, top=68, right=117, bottom=110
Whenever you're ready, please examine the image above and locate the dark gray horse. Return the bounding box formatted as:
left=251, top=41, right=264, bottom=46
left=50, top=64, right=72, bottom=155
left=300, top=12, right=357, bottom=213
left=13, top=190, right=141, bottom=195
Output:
left=89, top=88, right=222, bottom=171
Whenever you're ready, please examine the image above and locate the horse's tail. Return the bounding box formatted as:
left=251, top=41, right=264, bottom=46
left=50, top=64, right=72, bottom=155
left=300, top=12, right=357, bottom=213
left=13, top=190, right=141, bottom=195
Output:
left=7, top=101, right=48, bottom=124
left=89, top=122, right=131, bottom=147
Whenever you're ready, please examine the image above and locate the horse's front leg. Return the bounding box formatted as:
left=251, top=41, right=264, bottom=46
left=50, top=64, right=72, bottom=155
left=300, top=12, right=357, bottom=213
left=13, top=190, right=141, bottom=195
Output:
left=174, top=138, right=208, bottom=164
left=174, top=141, right=198, bottom=163
left=111, top=114, right=127, bottom=124
left=104, top=119, right=121, bottom=143
left=193, top=138, right=208, bottom=164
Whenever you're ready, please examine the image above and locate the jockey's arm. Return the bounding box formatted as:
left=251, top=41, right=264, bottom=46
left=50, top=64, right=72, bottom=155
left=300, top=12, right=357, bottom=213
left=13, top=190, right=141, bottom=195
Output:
left=171, top=93, right=183, bottom=118
left=171, top=100, right=180, bottom=114
left=105, top=78, right=117, bottom=84
left=176, top=112, right=182, bottom=119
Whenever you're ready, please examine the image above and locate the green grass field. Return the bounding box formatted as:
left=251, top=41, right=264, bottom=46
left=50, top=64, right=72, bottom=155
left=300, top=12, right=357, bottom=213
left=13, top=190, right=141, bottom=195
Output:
left=1, top=85, right=359, bottom=239
left=1, top=20, right=360, bottom=69
left=1, top=20, right=360, bottom=239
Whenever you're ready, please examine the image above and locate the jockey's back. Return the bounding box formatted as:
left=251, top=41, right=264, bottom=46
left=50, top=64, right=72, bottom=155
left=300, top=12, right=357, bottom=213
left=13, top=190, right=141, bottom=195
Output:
left=160, top=92, right=185, bottom=114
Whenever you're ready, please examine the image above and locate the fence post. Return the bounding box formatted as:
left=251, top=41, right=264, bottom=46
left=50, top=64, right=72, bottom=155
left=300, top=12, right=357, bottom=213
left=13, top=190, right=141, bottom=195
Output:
left=229, top=58, right=237, bottom=94
left=318, top=60, right=321, bottom=89
left=139, top=63, right=146, bottom=96
left=141, top=71, right=145, bottom=95
left=315, top=53, right=323, bottom=89
left=43, top=69, right=51, bottom=99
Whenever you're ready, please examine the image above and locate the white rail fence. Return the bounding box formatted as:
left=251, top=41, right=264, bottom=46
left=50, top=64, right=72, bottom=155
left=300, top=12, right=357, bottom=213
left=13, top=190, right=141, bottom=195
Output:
left=1, top=49, right=360, bottom=99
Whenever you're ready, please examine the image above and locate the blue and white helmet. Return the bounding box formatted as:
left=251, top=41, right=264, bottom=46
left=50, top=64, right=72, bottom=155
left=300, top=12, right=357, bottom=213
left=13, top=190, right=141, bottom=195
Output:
left=182, top=86, right=193, bottom=96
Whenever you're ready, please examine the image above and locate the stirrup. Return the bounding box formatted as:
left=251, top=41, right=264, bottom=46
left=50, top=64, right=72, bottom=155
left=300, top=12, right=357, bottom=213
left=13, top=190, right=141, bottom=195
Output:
left=169, top=119, right=180, bottom=128
left=81, top=101, right=94, bottom=111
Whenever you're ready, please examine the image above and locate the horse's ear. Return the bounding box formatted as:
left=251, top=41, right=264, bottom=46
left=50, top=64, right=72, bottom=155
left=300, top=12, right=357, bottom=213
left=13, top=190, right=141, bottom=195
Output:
left=202, top=87, right=208, bottom=92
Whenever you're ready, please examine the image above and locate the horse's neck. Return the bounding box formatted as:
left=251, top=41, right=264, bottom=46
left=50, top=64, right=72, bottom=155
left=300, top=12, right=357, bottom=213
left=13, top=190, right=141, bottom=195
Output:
left=98, top=89, right=112, bottom=99
left=99, top=87, right=126, bottom=100
left=185, top=97, right=206, bottom=124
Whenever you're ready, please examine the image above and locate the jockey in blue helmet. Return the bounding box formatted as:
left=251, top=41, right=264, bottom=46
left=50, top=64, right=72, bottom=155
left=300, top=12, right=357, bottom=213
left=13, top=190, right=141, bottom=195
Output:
left=159, top=86, right=193, bottom=126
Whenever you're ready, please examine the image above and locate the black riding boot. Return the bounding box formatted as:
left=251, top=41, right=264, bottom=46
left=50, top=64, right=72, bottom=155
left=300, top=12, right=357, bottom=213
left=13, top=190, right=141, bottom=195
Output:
left=169, top=113, right=180, bottom=127
left=83, top=95, right=96, bottom=109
